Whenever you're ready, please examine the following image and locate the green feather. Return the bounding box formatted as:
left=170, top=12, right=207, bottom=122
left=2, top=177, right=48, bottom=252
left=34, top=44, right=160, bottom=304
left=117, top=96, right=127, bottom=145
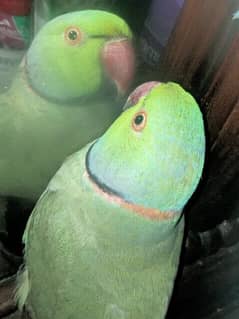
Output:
left=0, top=10, right=134, bottom=202
left=88, top=82, right=205, bottom=211
left=27, top=10, right=133, bottom=101
left=16, top=82, right=205, bottom=319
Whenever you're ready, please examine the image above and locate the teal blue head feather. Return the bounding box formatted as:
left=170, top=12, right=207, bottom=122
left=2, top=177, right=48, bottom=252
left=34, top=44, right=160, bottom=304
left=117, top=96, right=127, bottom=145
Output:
left=86, top=81, right=205, bottom=212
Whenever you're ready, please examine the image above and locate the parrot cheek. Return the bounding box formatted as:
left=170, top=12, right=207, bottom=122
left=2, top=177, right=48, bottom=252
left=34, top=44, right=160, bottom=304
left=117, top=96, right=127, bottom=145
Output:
left=102, top=39, right=135, bottom=95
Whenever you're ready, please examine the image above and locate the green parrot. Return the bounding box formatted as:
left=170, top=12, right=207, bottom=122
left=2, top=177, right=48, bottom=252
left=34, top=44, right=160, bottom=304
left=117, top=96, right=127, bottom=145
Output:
left=0, top=10, right=135, bottom=204
left=16, top=82, right=205, bottom=319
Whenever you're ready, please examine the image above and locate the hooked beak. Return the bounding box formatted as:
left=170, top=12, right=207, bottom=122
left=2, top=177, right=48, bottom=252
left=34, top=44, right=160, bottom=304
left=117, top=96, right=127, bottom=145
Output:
left=123, top=81, right=160, bottom=110
left=102, top=38, right=136, bottom=95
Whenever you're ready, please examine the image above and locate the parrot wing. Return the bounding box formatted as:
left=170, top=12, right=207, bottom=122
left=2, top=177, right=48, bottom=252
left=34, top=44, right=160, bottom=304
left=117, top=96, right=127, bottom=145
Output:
left=16, top=184, right=92, bottom=312
left=16, top=189, right=66, bottom=307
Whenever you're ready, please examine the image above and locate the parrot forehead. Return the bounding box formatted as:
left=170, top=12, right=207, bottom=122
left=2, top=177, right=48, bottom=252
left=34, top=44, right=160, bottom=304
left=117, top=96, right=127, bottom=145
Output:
left=140, top=83, right=201, bottom=124
left=39, top=10, right=132, bottom=39
left=123, top=82, right=202, bottom=122
left=145, top=82, right=196, bottom=107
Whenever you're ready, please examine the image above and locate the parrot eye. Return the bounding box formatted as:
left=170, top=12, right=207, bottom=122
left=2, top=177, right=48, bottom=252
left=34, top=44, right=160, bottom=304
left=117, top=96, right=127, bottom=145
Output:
left=132, top=111, right=147, bottom=131
left=65, top=26, right=82, bottom=45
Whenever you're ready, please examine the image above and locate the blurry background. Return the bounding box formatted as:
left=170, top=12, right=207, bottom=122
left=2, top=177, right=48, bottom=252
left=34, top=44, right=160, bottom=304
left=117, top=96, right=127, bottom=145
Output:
left=0, top=0, right=239, bottom=318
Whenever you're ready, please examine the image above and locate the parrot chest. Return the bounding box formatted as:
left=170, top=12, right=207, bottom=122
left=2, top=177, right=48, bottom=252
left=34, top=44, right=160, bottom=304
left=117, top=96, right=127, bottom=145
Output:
left=26, top=211, right=183, bottom=319
left=24, top=151, right=184, bottom=319
left=0, top=88, right=120, bottom=200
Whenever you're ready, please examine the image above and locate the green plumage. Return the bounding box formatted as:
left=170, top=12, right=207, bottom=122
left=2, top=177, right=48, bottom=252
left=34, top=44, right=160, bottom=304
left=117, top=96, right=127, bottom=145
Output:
left=16, top=82, right=205, bottom=319
left=0, top=10, right=134, bottom=202
left=88, top=82, right=205, bottom=211
left=0, top=73, right=119, bottom=200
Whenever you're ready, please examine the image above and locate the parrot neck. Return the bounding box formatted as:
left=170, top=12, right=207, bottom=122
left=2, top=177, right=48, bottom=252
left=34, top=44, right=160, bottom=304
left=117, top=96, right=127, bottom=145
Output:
left=76, top=143, right=184, bottom=248
left=48, top=143, right=184, bottom=267
left=10, top=59, right=117, bottom=107
left=2, top=66, right=121, bottom=200
left=85, top=143, right=182, bottom=222
left=22, top=56, right=117, bottom=105
left=86, top=170, right=178, bottom=222
left=87, top=171, right=184, bottom=267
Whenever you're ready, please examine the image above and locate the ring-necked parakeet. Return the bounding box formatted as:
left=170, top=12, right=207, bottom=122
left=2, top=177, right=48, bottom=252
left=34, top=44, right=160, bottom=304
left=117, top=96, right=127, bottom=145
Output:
left=0, top=10, right=135, bottom=203
left=16, top=82, right=205, bottom=319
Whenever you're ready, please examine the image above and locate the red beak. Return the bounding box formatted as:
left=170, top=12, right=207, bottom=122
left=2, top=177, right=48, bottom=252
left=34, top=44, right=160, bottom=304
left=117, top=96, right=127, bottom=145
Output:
left=123, top=81, right=160, bottom=109
left=102, top=38, right=136, bottom=95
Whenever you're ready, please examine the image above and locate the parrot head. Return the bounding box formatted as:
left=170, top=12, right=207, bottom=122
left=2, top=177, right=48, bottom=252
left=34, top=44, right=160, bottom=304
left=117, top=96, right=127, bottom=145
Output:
left=86, top=82, right=205, bottom=215
left=25, top=10, right=135, bottom=102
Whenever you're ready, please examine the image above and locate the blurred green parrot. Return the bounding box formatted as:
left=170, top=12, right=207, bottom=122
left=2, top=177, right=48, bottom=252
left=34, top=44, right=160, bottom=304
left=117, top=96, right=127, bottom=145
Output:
left=16, top=81, right=205, bottom=319
left=0, top=10, right=135, bottom=204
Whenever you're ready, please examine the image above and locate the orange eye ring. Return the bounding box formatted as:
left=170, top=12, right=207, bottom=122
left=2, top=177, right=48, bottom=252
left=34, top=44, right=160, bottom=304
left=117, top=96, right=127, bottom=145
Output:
left=64, top=26, right=82, bottom=45
left=132, top=111, right=147, bottom=132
